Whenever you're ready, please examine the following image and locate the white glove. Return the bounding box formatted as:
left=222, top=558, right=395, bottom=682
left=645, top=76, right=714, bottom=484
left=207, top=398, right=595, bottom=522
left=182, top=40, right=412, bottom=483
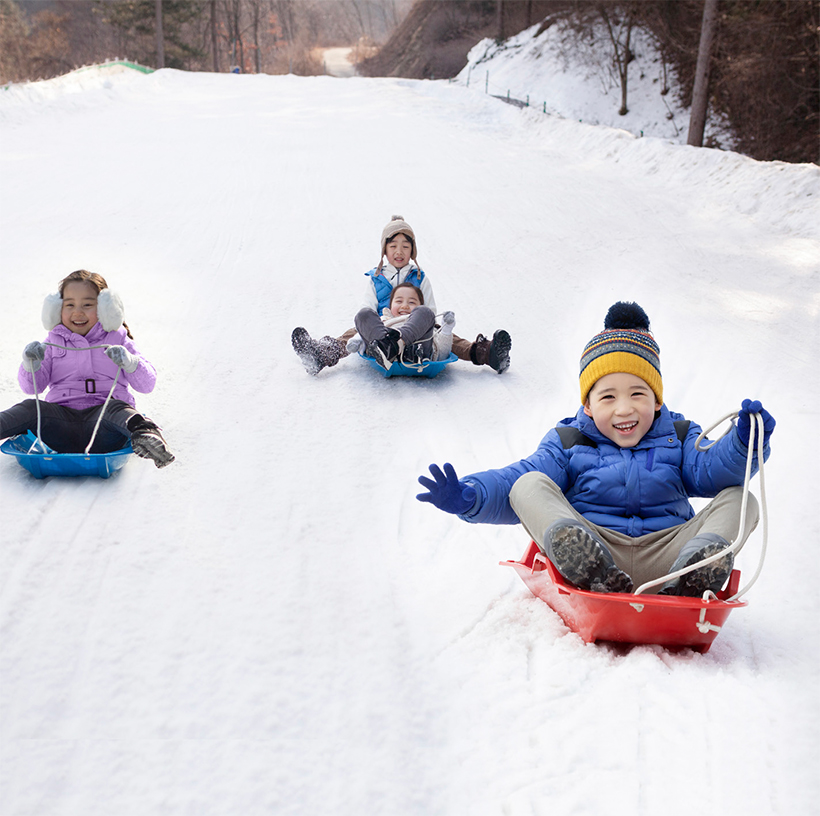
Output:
left=22, top=341, right=46, bottom=372
left=346, top=336, right=365, bottom=354
left=105, top=345, right=139, bottom=373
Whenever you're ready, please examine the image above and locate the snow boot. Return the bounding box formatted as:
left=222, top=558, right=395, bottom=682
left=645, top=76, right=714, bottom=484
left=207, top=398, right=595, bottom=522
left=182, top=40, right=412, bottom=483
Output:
left=471, top=330, right=512, bottom=374
left=291, top=327, right=347, bottom=376
left=366, top=328, right=401, bottom=371
left=126, top=415, right=175, bottom=469
left=545, top=519, right=633, bottom=593
left=658, top=534, right=734, bottom=597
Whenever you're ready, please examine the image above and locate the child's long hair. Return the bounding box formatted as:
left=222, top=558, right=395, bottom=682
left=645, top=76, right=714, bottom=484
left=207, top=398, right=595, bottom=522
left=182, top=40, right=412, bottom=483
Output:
left=59, top=269, right=133, bottom=339
left=389, top=282, right=424, bottom=307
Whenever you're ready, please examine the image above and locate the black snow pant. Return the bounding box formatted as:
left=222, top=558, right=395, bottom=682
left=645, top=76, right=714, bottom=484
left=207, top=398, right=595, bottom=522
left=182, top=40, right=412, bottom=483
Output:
left=0, top=398, right=142, bottom=453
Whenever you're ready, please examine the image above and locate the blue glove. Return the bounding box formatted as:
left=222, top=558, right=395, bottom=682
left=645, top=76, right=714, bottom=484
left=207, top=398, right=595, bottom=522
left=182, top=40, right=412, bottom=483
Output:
left=416, top=463, right=477, bottom=515
left=105, top=345, right=139, bottom=373
left=22, top=341, right=46, bottom=373
left=736, top=399, right=775, bottom=447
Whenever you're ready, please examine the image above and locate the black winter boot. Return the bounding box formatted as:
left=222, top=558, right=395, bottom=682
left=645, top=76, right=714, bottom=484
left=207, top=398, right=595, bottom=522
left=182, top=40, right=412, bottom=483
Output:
left=367, top=328, right=401, bottom=371
left=545, top=519, right=633, bottom=593
left=291, top=328, right=348, bottom=375
left=471, top=330, right=512, bottom=374
left=126, top=415, right=175, bottom=468
left=658, top=537, right=734, bottom=597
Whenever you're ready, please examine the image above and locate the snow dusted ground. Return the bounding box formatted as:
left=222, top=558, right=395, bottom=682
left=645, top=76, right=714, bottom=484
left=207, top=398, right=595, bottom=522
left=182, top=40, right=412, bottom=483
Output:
left=458, top=21, right=734, bottom=148
left=0, top=64, right=818, bottom=815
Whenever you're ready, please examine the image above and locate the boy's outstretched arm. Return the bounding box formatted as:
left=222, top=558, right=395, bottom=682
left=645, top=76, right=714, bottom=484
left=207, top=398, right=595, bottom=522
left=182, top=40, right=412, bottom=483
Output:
left=417, top=463, right=477, bottom=515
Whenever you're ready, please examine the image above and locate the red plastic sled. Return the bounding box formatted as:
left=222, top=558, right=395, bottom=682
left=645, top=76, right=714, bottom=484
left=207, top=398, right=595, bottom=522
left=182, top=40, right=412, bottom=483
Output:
left=502, top=541, right=747, bottom=652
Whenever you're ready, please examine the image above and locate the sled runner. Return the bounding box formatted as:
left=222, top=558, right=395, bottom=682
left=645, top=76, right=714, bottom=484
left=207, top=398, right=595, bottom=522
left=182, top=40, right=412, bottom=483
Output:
left=502, top=410, right=768, bottom=653
left=360, top=351, right=457, bottom=379
left=502, top=541, right=746, bottom=652
left=1, top=431, right=133, bottom=479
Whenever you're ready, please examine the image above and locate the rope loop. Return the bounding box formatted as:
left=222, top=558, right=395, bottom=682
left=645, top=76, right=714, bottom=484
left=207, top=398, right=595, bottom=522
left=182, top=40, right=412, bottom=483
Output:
left=634, top=410, right=768, bottom=601
left=28, top=342, right=120, bottom=456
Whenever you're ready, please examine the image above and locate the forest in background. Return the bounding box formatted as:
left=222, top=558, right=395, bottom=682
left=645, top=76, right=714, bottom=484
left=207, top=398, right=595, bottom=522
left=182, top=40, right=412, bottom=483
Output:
left=1, top=0, right=817, bottom=164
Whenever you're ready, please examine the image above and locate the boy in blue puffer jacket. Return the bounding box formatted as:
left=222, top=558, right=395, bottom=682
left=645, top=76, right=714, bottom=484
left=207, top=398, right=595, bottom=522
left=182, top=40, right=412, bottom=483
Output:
left=416, top=302, right=775, bottom=596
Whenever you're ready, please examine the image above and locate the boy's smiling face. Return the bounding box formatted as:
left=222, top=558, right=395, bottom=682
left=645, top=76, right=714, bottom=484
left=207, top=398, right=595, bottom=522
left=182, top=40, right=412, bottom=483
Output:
left=584, top=372, right=661, bottom=447
left=385, top=233, right=413, bottom=268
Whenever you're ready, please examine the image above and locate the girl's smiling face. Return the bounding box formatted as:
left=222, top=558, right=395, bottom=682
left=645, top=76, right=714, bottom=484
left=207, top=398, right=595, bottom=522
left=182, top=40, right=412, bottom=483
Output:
left=390, top=287, right=422, bottom=316
left=583, top=372, right=661, bottom=447
left=385, top=233, right=413, bottom=268
left=61, top=280, right=99, bottom=336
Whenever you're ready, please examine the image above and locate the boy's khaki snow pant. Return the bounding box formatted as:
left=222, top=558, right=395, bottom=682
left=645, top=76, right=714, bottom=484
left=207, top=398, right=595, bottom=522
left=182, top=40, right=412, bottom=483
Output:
left=509, top=473, right=759, bottom=593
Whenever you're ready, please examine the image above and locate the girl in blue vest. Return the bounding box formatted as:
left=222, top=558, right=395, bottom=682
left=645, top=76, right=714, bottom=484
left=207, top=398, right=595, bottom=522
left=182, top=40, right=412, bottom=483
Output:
left=291, top=215, right=511, bottom=375
left=417, top=302, right=775, bottom=596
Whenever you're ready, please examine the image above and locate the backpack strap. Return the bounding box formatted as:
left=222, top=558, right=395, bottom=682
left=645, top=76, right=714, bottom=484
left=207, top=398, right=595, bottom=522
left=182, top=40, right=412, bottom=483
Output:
left=673, top=419, right=690, bottom=443
left=555, top=426, right=597, bottom=449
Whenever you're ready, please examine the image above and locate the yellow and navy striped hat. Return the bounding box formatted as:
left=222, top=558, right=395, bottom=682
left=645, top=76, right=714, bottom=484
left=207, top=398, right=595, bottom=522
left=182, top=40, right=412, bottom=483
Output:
left=580, top=302, right=662, bottom=405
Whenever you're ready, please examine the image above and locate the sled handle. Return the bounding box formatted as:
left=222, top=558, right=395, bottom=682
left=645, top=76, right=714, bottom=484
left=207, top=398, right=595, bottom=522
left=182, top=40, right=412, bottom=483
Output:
left=633, top=411, right=768, bottom=600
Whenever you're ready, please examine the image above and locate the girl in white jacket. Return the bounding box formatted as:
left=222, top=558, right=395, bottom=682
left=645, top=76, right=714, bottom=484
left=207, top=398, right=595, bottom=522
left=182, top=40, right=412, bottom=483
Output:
left=347, top=283, right=455, bottom=370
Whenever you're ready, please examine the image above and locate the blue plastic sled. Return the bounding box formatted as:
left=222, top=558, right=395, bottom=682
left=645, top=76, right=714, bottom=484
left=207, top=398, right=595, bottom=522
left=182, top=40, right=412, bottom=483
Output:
left=1, top=431, right=133, bottom=479
left=360, top=352, right=457, bottom=379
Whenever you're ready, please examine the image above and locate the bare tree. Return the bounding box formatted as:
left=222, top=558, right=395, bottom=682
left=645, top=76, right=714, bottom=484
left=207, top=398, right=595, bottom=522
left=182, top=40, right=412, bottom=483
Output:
left=687, top=0, right=719, bottom=147
left=597, top=1, right=636, bottom=116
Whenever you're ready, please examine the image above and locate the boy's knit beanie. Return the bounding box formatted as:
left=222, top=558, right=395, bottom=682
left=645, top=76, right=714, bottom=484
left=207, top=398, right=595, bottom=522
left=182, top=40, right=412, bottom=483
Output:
left=579, top=301, right=662, bottom=405
left=380, top=215, right=417, bottom=268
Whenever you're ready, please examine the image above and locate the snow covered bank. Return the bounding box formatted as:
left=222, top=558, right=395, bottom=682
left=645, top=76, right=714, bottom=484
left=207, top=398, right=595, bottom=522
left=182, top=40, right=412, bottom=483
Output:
left=457, top=21, right=733, bottom=150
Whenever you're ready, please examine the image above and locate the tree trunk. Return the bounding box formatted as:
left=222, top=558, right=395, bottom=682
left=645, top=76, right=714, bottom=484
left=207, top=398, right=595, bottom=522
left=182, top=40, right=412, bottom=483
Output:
left=155, top=0, right=164, bottom=69
left=210, top=0, right=219, bottom=72
left=687, top=0, right=719, bottom=147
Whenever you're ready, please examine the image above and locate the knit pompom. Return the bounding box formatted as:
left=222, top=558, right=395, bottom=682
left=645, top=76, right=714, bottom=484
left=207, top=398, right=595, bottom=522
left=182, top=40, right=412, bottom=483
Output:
left=604, top=301, right=650, bottom=331
left=390, top=214, right=404, bottom=221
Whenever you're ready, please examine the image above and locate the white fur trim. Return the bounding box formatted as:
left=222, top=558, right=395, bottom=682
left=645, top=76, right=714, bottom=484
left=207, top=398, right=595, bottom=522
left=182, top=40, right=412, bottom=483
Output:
left=97, top=289, right=125, bottom=331
left=41, top=293, right=62, bottom=330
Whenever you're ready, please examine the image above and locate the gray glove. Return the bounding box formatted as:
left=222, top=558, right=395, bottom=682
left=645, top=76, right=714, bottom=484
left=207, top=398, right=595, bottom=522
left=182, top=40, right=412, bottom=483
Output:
left=105, top=345, right=139, bottom=373
left=22, top=341, right=46, bottom=373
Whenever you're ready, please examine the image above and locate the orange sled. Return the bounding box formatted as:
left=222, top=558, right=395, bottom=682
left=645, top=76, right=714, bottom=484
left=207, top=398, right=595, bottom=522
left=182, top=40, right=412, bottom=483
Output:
left=502, top=541, right=747, bottom=653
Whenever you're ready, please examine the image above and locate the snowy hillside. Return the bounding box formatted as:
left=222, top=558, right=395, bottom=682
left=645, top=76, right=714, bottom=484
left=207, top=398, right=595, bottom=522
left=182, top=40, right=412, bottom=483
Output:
left=458, top=21, right=733, bottom=148
left=0, top=65, right=818, bottom=816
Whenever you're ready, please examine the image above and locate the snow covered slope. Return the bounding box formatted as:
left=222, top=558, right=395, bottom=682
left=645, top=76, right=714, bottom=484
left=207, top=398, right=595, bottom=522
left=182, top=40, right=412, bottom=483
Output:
left=0, top=66, right=818, bottom=816
left=458, top=21, right=733, bottom=148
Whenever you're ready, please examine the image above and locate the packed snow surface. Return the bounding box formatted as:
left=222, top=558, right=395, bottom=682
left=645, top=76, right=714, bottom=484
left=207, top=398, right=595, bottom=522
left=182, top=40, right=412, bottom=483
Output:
left=0, top=64, right=818, bottom=816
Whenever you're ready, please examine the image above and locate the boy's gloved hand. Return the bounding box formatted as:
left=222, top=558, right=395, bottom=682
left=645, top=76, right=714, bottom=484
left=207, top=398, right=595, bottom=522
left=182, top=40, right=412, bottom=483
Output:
left=22, top=341, right=46, bottom=372
left=105, top=345, right=139, bottom=373
left=417, top=463, right=477, bottom=515
left=736, top=399, right=775, bottom=446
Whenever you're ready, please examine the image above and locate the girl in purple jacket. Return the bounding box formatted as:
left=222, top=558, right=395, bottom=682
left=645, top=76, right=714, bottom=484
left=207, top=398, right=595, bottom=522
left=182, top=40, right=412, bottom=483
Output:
left=1, top=269, right=174, bottom=468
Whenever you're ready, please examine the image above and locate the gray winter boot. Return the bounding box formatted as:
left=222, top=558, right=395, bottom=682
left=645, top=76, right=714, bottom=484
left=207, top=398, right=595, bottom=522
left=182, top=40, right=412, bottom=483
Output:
left=658, top=534, right=734, bottom=597
left=126, top=415, right=175, bottom=469
left=545, top=519, right=633, bottom=593
left=291, top=327, right=348, bottom=375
